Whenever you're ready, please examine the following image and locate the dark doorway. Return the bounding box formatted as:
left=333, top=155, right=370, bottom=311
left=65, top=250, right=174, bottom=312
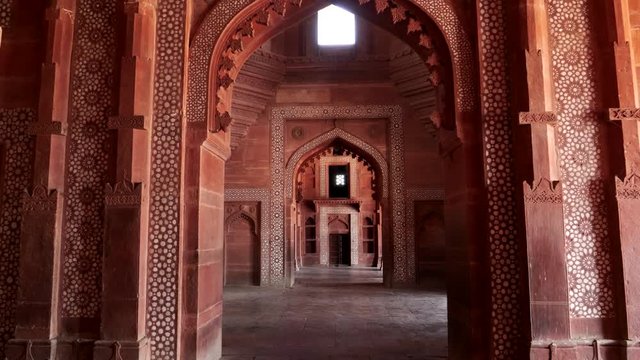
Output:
left=329, top=234, right=351, bottom=266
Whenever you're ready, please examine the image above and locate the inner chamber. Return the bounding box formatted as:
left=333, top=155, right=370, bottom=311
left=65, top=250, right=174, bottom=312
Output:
left=221, top=5, right=448, bottom=358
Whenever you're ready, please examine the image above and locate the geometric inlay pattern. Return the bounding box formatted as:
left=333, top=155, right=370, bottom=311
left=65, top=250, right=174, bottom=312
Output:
left=225, top=188, right=270, bottom=284
left=273, top=105, right=411, bottom=285
left=147, top=0, right=188, bottom=357
left=0, top=0, right=10, bottom=28
left=405, top=187, right=445, bottom=278
left=0, top=108, right=34, bottom=357
left=61, top=0, right=117, bottom=318
left=477, top=0, right=521, bottom=358
left=547, top=0, right=614, bottom=318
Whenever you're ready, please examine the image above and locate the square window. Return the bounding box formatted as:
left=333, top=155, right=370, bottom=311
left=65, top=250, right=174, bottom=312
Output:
left=317, top=5, right=356, bottom=46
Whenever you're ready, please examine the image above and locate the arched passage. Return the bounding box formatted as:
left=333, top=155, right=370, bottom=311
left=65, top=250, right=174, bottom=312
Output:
left=286, top=131, right=388, bottom=278
left=224, top=209, right=260, bottom=286
left=182, top=1, right=489, bottom=359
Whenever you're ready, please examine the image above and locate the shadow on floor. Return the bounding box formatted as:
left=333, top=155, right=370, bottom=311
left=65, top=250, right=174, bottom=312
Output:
left=222, top=267, right=448, bottom=360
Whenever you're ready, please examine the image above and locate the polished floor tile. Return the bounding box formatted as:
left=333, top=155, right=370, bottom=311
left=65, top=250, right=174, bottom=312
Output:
left=222, top=267, right=448, bottom=360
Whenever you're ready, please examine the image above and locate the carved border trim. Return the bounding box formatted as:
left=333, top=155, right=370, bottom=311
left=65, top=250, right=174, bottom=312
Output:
left=27, top=121, right=67, bottom=136
left=523, top=179, right=563, bottom=204
left=616, top=174, right=640, bottom=200
left=272, top=105, right=410, bottom=284
left=22, top=186, right=58, bottom=213
left=519, top=112, right=557, bottom=125
left=105, top=181, right=143, bottom=208
left=108, top=116, right=146, bottom=130
left=610, top=108, right=640, bottom=121
left=317, top=206, right=360, bottom=266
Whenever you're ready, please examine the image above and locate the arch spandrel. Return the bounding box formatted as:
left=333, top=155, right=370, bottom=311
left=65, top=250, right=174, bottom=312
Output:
left=187, top=0, right=476, bottom=132
left=285, top=127, right=389, bottom=199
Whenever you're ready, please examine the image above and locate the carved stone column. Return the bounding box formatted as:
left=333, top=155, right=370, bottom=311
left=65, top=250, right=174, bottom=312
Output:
left=93, top=1, right=156, bottom=359
left=6, top=2, right=74, bottom=359
left=610, top=109, right=640, bottom=344
left=605, top=0, right=640, bottom=348
left=518, top=1, right=571, bottom=356
left=181, top=133, right=230, bottom=360
left=93, top=181, right=148, bottom=360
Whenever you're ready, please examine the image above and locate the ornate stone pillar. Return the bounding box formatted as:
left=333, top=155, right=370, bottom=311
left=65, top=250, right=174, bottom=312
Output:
left=93, top=1, right=156, bottom=359
left=5, top=1, right=74, bottom=359
left=518, top=1, right=572, bottom=356
left=606, top=0, right=640, bottom=353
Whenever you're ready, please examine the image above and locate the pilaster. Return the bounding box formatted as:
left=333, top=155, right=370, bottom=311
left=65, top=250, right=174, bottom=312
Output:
left=605, top=0, right=640, bottom=344
left=519, top=0, right=571, bottom=349
left=7, top=2, right=74, bottom=358
left=93, top=0, right=156, bottom=358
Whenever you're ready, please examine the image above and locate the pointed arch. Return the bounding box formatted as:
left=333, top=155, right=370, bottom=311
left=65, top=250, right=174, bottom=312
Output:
left=225, top=210, right=259, bottom=237
left=186, top=0, right=476, bottom=131
left=285, top=127, right=389, bottom=199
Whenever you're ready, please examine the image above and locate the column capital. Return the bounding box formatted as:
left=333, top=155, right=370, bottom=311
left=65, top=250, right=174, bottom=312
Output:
left=616, top=173, right=640, bottom=200
left=523, top=178, right=563, bottom=204
left=22, top=186, right=59, bottom=213
left=105, top=180, right=143, bottom=208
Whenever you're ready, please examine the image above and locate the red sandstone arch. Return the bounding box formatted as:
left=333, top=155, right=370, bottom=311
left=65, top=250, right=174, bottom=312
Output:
left=207, top=0, right=453, bottom=132
left=181, top=1, right=487, bottom=359
left=224, top=210, right=260, bottom=285
left=288, top=134, right=387, bottom=277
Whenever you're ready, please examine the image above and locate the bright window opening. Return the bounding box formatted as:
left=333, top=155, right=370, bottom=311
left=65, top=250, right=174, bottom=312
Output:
left=317, top=5, right=356, bottom=46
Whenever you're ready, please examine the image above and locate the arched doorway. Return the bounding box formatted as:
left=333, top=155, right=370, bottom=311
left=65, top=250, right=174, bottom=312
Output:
left=224, top=206, right=260, bottom=286
left=289, top=137, right=385, bottom=272
left=182, top=1, right=489, bottom=359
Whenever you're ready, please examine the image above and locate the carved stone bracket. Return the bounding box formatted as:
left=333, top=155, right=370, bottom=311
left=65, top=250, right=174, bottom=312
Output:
left=105, top=180, right=143, bottom=207
left=211, top=0, right=446, bottom=133
left=27, top=121, right=67, bottom=135
left=524, top=178, right=563, bottom=204
left=22, top=185, right=58, bottom=213
left=519, top=112, right=557, bottom=125
left=609, top=108, right=640, bottom=121
left=202, top=135, right=232, bottom=161
left=616, top=173, right=640, bottom=200
left=108, top=115, right=146, bottom=130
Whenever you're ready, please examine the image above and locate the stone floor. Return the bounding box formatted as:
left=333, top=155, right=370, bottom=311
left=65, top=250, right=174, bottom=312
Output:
left=221, top=267, right=448, bottom=360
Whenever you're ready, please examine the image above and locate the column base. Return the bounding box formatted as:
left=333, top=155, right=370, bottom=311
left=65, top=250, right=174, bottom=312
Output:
left=93, top=338, right=149, bottom=360
left=6, top=339, right=55, bottom=360
left=6, top=338, right=95, bottom=360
